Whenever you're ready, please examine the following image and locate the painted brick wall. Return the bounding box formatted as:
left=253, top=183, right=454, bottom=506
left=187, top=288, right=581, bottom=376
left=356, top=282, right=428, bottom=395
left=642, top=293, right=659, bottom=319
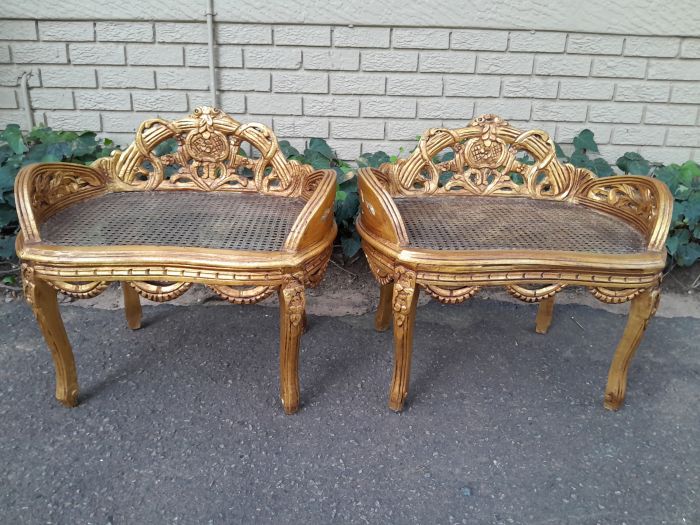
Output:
left=1, top=16, right=699, bottom=162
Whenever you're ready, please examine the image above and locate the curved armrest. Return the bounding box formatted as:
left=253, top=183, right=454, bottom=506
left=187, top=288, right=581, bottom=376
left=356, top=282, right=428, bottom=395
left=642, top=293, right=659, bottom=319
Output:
left=14, top=162, right=110, bottom=243
left=284, top=169, right=337, bottom=252
left=357, top=168, right=408, bottom=247
left=576, top=175, right=673, bottom=252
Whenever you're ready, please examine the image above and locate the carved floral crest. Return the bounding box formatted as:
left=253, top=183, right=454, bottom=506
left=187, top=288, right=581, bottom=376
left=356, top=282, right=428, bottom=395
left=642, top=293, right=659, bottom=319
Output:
left=111, top=106, right=308, bottom=195
left=388, top=114, right=575, bottom=199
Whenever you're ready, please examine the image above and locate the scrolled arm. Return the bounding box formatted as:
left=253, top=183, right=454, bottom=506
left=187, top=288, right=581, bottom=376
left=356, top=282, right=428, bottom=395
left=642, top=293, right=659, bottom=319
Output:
left=14, top=162, right=110, bottom=243
left=356, top=168, right=408, bottom=247
left=576, top=175, right=673, bottom=252
left=284, top=169, right=338, bottom=252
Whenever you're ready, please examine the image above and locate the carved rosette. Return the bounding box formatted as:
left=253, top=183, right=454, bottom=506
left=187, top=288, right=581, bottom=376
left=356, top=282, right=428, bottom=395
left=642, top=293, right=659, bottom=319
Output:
left=113, top=106, right=296, bottom=195
left=282, top=274, right=306, bottom=327
left=392, top=266, right=417, bottom=327
left=393, top=113, right=580, bottom=200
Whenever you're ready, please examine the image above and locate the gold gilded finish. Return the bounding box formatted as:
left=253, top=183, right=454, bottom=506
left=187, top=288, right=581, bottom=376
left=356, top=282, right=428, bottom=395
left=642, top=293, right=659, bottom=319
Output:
left=15, top=107, right=336, bottom=414
left=357, top=115, right=672, bottom=412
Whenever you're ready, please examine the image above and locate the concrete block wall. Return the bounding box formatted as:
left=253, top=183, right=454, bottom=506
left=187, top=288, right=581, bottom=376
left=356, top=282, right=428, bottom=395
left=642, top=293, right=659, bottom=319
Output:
left=1, top=2, right=699, bottom=163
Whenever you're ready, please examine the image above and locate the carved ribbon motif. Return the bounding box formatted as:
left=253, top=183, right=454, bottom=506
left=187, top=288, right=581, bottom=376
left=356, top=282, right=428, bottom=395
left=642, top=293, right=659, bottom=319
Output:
left=112, top=106, right=298, bottom=195
left=391, top=114, right=577, bottom=199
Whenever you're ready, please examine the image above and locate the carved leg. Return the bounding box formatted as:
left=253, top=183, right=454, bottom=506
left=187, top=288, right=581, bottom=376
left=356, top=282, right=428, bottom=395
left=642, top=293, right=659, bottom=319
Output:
left=122, top=282, right=142, bottom=330
left=22, top=265, right=79, bottom=407
left=604, top=287, right=660, bottom=411
left=389, top=268, right=418, bottom=412
left=279, top=274, right=305, bottom=415
left=535, top=295, right=555, bottom=334
left=301, top=310, right=308, bottom=334
left=375, top=281, right=394, bottom=332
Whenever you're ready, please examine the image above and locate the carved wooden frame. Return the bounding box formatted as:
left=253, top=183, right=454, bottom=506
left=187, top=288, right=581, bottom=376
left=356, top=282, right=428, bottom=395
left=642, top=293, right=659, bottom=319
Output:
left=356, top=114, right=672, bottom=412
left=16, top=107, right=337, bottom=414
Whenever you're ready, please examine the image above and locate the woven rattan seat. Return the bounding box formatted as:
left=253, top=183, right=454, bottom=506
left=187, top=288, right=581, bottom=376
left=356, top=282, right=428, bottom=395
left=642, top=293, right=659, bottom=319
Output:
left=41, top=191, right=305, bottom=252
left=356, top=114, right=672, bottom=413
left=16, top=107, right=337, bottom=414
left=395, top=196, right=646, bottom=254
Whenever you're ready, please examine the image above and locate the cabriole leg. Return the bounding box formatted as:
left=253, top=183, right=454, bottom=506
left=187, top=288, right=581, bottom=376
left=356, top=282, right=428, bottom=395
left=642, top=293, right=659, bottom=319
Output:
left=375, top=281, right=394, bottom=332
left=535, top=295, right=556, bottom=334
left=279, top=274, right=305, bottom=415
left=22, top=265, right=79, bottom=407
left=122, top=282, right=142, bottom=330
left=604, top=287, right=660, bottom=411
left=389, top=268, right=418, bottom=412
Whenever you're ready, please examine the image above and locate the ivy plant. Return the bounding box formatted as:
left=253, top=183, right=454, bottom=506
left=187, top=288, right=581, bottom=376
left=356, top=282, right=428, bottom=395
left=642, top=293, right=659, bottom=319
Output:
left=0, top=124, right=117, bottom=258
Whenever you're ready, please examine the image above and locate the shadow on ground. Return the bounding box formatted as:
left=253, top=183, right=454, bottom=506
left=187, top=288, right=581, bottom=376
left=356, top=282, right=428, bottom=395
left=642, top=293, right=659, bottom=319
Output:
left=1, top=299, right=698, bottom=524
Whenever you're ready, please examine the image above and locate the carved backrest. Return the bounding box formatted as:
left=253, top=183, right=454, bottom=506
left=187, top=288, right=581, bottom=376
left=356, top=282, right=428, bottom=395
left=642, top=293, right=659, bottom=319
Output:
left=107, top=106, right=311, bottom=196
left=381, top=114, right=593, bottom=200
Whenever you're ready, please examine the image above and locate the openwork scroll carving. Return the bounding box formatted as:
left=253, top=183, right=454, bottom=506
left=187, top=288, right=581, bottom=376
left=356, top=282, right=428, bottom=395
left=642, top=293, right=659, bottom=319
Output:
left=580, top=178, right=659, bottom=226
left=389, top=114, right=582, bottom=200
left=30, top=167, right=106, bottom=217
left=111, top=106, right=301, bottom=195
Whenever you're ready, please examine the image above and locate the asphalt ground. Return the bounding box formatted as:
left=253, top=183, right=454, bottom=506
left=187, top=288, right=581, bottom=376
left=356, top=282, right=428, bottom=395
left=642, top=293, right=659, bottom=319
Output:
left=1, top=298, right=698, bottom=524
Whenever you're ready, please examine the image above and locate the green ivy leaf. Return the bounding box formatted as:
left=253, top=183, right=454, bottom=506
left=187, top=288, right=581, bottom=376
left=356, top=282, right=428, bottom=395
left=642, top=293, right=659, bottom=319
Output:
left=0, top=165, right=16, bottom=192
left=0, top=235, right=16, bottom=259
left=336, top=190, right=347, bottom=202
left=671, top=200, right=686, bottom=227
left=676, top=240, right=700, bottom=267
left=340, top=232, right=362, bottom=259
left=306, top=137, right=334, bottom=160
left=1, top=124, right=27, bottom=155
left=572, top=129, right=599, bottom=153
left=666, top=229, right=689, bottom=256
left=568, top=150, right=592, bottom=169
left=554, top=142, right=568, bottom=161
left=278, top=140, right=300, bottom=159
left=616, top=152, right=650, bottom=175
left=357, top=151, right=390, bottom=168
left=679, top=160, right=700, bottom=189
left=591, top=157, right=614, bottom=177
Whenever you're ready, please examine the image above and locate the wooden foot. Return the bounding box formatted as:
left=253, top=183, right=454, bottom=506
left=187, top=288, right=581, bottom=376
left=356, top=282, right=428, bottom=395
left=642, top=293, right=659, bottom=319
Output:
left=604, top=287, right=660, bottom=411
left=375, top=281, right=394, bottom=332
left=389, top=267, right=418, bottom=412
left=22, top=266, right=79, bottom=407
left=535, top=295, right=555, bottom=334
left=122, top=282, right=142, bottom=330
left=279, top=274, right=305, bottom=415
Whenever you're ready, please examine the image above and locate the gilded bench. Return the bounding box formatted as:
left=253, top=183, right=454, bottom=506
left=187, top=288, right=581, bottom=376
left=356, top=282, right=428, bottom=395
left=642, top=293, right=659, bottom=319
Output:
left=357, top=114, right=672, bottom=412
left=16, top=107, right=336, bottom=414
